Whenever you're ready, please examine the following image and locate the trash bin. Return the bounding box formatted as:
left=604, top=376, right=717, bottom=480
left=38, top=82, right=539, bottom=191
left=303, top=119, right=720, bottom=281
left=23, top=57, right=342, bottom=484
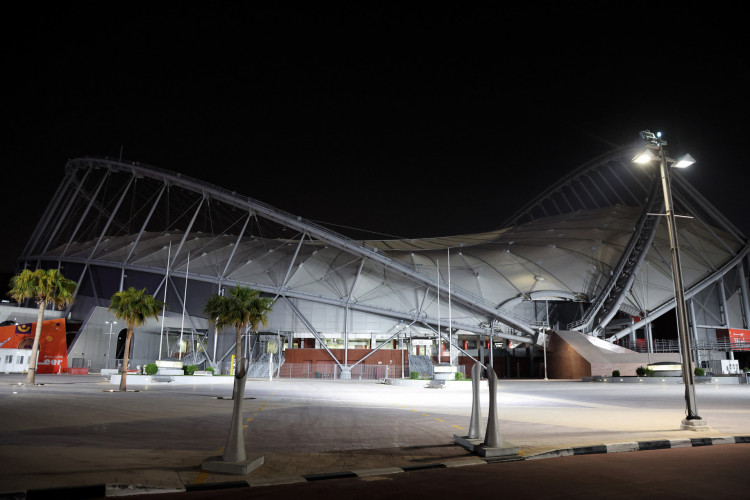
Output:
left=315, top=372, right=321, bottom=378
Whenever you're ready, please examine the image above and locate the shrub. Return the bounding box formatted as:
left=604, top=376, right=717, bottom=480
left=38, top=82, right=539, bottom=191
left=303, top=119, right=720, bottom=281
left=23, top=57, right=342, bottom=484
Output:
left=206, top=366, right=215, bottom=375
left=635, top=366, right=654, bottom=377
left=184, top=364, right=198, bottom=375
left=694, top=366, right=705, bottom=376
left=612, top=370, right=620, bottom=377
left=410, top=371, right=420, bottom=380
left=144, top=363, right=158, bottom=375
left=455, top=372, right=466, bottom=381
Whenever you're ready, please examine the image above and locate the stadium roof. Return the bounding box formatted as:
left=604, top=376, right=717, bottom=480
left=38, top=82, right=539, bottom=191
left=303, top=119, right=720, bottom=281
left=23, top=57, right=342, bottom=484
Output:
left=20, top=146, right=749, bottom=342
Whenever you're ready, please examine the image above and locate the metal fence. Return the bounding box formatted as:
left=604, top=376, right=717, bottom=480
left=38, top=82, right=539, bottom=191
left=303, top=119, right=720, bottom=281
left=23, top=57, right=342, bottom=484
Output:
left=276, top=363, right=406, bottom=380
left=615, top=339, right=750, bottom=353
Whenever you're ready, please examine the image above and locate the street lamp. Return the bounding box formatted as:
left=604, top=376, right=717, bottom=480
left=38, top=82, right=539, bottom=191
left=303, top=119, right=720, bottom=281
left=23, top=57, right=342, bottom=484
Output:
left=633, top=130, right=707, bottom=431
left=105, top=320, right=117, bottom=370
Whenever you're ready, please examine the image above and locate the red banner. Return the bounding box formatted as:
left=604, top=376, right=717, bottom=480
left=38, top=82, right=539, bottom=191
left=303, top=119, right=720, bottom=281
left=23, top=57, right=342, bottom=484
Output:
left=0, top=319, right=68, bottom=373
left=716, top=328, right=750, bottom=352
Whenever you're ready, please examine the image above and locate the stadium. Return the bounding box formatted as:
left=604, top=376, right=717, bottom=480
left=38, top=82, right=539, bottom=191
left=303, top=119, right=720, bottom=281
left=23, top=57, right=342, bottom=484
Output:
left=2, top=141, right=749, bottom=379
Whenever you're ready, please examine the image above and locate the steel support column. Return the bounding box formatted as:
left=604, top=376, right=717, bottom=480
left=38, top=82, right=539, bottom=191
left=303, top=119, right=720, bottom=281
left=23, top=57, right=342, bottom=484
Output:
left=739, top=261, right=750, bottom=330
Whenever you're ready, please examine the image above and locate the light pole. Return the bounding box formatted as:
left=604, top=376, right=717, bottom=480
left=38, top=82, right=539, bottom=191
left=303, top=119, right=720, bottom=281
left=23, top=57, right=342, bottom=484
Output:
left=544, top=300, right=549, bottom=381
left=540, top=328, right=548, bottom=381
left=105, top=320, right=117, bottom=369
left=633, top=130, right=706, bottom=430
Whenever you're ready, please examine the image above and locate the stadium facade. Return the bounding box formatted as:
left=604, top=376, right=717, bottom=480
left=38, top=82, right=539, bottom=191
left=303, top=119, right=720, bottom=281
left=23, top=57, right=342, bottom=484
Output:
left=4, top=144, right=749, bottom=378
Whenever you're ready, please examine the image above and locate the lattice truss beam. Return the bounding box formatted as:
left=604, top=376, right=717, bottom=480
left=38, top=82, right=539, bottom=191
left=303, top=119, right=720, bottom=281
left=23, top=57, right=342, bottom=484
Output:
left=20, top=148, right=749, bottom=343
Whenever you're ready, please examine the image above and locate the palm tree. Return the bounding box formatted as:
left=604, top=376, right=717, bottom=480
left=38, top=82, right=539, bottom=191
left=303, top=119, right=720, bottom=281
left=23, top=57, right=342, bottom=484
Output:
left=8, top=269, right=77, bottom=385
left=204, top=286, right=273, bottom=374
left=108, top=287, right=165, bottom=391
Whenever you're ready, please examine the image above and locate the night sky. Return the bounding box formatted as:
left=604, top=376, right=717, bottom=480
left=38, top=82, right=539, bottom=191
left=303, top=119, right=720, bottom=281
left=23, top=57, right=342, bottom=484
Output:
left=4, top=4, right=749, bottom=281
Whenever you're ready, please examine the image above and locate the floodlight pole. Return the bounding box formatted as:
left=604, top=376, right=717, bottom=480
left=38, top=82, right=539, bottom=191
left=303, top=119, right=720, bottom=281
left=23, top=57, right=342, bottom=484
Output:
left=105, top=320, right=117, bottom=369
left=655, top=141, right=701, bottom=423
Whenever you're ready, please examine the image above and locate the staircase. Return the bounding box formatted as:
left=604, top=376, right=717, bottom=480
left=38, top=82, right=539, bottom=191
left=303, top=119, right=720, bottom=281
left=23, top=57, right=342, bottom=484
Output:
left=247, top=352, right=286, bottom=378
left=409, top=355, right=434, bottom=378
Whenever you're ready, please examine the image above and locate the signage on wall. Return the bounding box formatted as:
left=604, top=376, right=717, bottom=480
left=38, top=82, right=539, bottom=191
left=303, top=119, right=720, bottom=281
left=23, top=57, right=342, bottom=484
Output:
left=0, top=319, right=68, bottom=373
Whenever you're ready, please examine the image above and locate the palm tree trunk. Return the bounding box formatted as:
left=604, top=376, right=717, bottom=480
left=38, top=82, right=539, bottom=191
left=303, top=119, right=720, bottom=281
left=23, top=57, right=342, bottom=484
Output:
left=235, top=326, right=243, bottom=373
left=232, top=326, right=243, bottom=399
left=25, top=301, right=47, bottom=385
left=119, top=327, right=133, bottom=391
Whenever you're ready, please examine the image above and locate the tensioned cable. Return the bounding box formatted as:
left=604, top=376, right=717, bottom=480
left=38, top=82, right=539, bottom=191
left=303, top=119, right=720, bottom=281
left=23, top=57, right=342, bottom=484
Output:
left=308, top=219, right=408, bottom=240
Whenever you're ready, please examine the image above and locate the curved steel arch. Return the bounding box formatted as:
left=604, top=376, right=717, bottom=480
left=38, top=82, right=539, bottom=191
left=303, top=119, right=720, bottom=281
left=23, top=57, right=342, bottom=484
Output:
left=501, top=146, right=644, bottom=228
left=21, top=149, right=748, bottom=348
left=28, top=157, right=536, bottom=338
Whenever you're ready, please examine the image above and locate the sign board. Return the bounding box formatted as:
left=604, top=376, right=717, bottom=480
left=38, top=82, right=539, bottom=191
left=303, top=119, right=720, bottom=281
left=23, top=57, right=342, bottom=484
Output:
left=716, top=328, right=750, bottom=351
left=0, top=319, right=68, bottom=373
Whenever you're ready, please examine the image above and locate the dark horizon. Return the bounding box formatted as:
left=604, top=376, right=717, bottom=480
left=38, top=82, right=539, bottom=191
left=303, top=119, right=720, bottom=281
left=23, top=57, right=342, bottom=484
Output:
left=5, top=5, right=748, bottom=277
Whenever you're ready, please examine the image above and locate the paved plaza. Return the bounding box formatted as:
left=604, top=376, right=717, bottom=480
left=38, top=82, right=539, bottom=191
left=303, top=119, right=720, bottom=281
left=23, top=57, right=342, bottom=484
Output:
left=1, top=374, right=749, bottom=497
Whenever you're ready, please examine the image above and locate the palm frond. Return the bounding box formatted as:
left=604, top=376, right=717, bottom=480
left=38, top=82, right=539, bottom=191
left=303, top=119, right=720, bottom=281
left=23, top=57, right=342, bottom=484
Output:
left=108, top=287, right=166, bottom=327
left=8, top=269, right=77, bottom=309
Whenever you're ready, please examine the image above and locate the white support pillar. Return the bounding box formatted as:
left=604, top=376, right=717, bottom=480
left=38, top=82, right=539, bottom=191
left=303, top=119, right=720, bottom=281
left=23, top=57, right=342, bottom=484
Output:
left=718, top=276, right=729, bottom=329
left=40, top=167, right=94, bottom=255
left=62, top=170, right=110, bottom=256
left=344, top=307, right=349, bottom=367
left=717, top=277, right=734, bottom=361
left=689, top=299, right=702, bottom=367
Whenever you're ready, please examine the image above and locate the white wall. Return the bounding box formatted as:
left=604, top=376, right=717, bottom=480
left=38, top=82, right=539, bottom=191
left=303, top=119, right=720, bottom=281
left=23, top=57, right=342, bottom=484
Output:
left=0, top=349, right=31, bottom=373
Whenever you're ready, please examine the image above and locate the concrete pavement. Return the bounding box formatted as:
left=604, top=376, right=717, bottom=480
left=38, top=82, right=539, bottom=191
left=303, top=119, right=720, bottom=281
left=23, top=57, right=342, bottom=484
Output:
left=1, top=374, right=749, bottom=498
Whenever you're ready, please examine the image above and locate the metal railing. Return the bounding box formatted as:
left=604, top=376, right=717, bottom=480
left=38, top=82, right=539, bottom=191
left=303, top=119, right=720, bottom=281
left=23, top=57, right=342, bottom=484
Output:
left=615, top=339, right=750, bottom=353
left=276, top=363, right=406, bottom=380
left=568, top=174, right=661, bottom=331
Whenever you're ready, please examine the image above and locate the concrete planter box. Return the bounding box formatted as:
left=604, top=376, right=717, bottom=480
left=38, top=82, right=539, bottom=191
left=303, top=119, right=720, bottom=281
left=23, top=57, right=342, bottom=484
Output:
left=584, top=375, right=741, bottom=384
left=109, top=374, right=234, bottom=386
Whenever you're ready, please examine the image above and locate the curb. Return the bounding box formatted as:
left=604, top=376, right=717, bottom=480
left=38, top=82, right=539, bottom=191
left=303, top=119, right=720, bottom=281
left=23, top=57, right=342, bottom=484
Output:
left=12, top=436, right=750, bottom=498
left=524, top=435, right=750, bottom=460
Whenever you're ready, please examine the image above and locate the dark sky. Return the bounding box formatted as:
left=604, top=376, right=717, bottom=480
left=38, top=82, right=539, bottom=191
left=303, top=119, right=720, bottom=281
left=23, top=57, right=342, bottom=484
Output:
left=4, top=4, right=749, bottom=276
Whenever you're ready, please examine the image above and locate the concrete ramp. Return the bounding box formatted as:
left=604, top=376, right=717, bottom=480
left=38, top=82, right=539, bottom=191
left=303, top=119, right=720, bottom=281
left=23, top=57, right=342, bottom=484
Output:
left=547, top=330, right=679, bottom=378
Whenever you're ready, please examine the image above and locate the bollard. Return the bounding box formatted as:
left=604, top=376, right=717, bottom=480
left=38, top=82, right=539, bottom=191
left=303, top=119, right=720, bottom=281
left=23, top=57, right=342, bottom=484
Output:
left=483, top=368, right=503, bottom=448
left=456, top=365, right=518, bottom=458
left=468, top=362, right=482, bottom=439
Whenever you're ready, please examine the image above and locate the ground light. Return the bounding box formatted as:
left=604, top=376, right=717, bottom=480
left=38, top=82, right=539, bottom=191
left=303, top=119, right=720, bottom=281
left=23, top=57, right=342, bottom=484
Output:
left=632, top=130, right=707, bottom=431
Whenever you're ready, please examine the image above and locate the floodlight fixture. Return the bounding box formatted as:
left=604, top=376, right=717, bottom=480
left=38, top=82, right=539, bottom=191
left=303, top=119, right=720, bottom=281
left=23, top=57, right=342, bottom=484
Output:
left=632, top=149, right=657, bottom=164
left=639, top=129, right=665, bottom=147
left=673, top=153, right=696, bottom=169
left=640, top=130, right=657, bottom=142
